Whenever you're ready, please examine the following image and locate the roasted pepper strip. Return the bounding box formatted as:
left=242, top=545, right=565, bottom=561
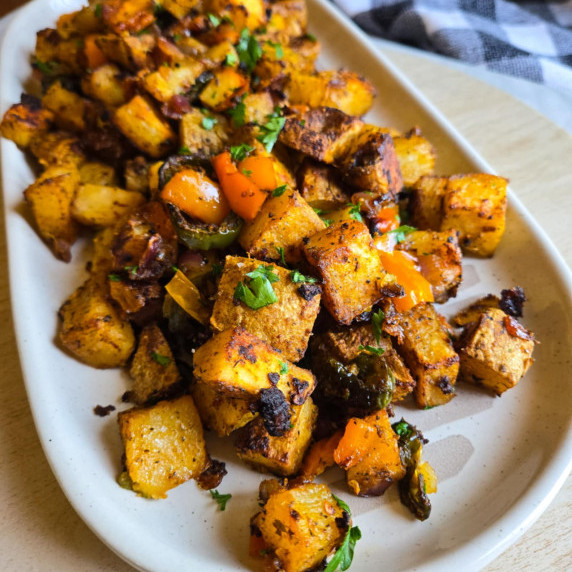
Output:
left=165, top=270, right=210, bottom=324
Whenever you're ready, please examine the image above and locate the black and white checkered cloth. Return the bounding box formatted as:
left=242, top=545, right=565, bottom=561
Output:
left=331, top=0, right=572, bottom=96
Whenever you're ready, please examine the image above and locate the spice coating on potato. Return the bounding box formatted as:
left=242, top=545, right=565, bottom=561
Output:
left=0, top=96, right=54, bottom=149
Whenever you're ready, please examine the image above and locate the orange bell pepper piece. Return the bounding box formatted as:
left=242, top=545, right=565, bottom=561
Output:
left=333, top=418, right=373, bottom=470
left=212, top=151, right=268, bottom=222
left=237, top=156, right=277, bottom=191
left=377, top=249, right=434, bottom=312
left=160, top=168, right=230, bottom=225
left=374, top=206, right=400, bottom=234
left=84, top=35, right=108, bottom=70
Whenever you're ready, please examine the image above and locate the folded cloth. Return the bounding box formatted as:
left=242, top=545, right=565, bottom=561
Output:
left=331, top=0, right=572, bottom=96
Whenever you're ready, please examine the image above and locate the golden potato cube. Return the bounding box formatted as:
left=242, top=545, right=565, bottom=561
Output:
left=239, top=190, right=326, bottom=264
left=387, top=302, right=459, bottom=408
left=191, top=381, right=256, bottom=437
left=96, top=33, right=155, bottom=71
left=29, top=131, right=85, bottom=168
left=397, top=229, right=462, bottom=303
left=79, top=162, right=119, bottom=186
left=24, top=165, right=80, bottom=262
left=409, top=175, right=448, bottom=230
left=102, top=0, right=155, bottom=35
left=118, top=395, right=208, bottom=499
left=209, top=0, right=266, bottom=30
left=234, top=397, right=317, bottom=476
left=303, top=220, right=394, bottom=325
left=266, top=0, right=308, bottom=40
left=162, top=0, right=200, bottom=20
left=199, top=67, right=248, bottom=111
left=59, top=277, right=135, bottom=368
left=34, top=29, right=83, bottom=74
left=210, top=257, right=321, bottom=362
left=179, top=108, right=228, bottom=156
left=71, top=183, right=146, bottom=227
left=142, top=60, right=205, bottom=103
left=81, top=63, right=129, bottom=108
left=124, top=157, right=151, bottom=193
left=296, top=158, right=349, bottom=210
left=393, top=128, right=436, bottom=187
left=193, top=326, right=316, bottom=403
left=203, top=40, right=238, bottom=69
left=56, top=4, right=103, bottom=38
left=0, top=97, right=54, bottom=148
left=114, top=95, right=176, bottom=158
left=128, top=323, right=182, bottom=405
left=255, top=41, right=318, bottom=88
left=255, top=483, right=349, bottom=572
left=279, top=107, right=364, bottom=164
left=42, top=81, right=88, bottom=132
left=440, top=174, right=507, bottom=257
left=457, top=308, right=535, bottom=395
left=241, top=92, right=276, bottom=125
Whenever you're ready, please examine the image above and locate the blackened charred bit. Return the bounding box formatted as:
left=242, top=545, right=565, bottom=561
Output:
left=268, top=372, right=280, bottom=385
left=290, top=378, right=309, bottom=405
left=438, top=376, right=455, bottom=395
left=302, top=237, right=310, bottom=245
left=93, top=404, right=116, bottom=417
left=297, top=283, right=322, bottom=301
left=196, top=458, right=227, bottom=490
left=500, top=286, right=526, bottom=318
left=21, top=93, right=42, bottom=110
left=121, top=391, right=132, bottom=403
left=335, top=510, right=351, bottom=530
left=380, top=283, right=405, bottom=298
left=290, top=509, right=300, bottom=520
left=259, top=388, right=292, bottom=437
left=238, top=344, right=257, bottom=364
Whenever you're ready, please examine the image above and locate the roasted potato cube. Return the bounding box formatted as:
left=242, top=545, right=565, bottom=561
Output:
left=127, top=323, right=181, bottom=405
left=303, top=220, right=394, bottom=325
left=79, top=162, right=119, bottom=186
left=96, top=33, right=155, bottom=71
left=208, top=0, right=266, bottom=31
left=102, top=0, right=156, bottom=34
left=0, top=96, right=54, bottom=148
left=441, top=174, right=507, bottom=257
left=254, top=483, right=349, bottom=572
left=335, top=410, right=406, bottom=496
left=457, top=308, right=535, bottom=395
left=279, top=107, right=363, bottom=164
left=34, top=28, right=83, bottom=75
left=203, top=40, right=238, bottom=69
left=191, top=381, right=256, bottom=437
left=118, top=395, right=208, bottom=499
left=193, top=326, right=316, bottom=404
left=266, top=0, right=308, bottom=40
left=397, top=229, right=462, bottom=303
left=239, top=190, right=326, bottom=264
left=41, top=81, right=90, bottom=133
left=80, top=63, right=129, bottom=108
left=29, top=131, right=85, bottom=168
left=234, top=397, right=317, bottom=476
left=113, top=95, right=176, bottom=158
left=342, top=131, right=403, bottom=199
left=210, top=257, right=321, bottom=362
left=241, top=92, right=276, bottom=125
left=71, top=183, right=146, bottom=227
left=142, top=60, right=205, bottom=103
left=56, top=4, right=103, bottom=38
left=286, top=70, right=375, bottom=116
left=162, top=0, right=200, bottom=20
left=393, top=128, right=436, bottom=187
left=385, top=302, right=459, bottom=408
left=58, top=277, right=135, bottom=368
left=296, top=158, right=349, bottom=210
left=409, top=175, right=448, bottom=230
left=199, top=67, right=248, bottom=111
left=108, top=279, right=163, bottom=325
left=179, top=108, right=228, bottom=156
left=24, top=165, right=80, bottom=262
left=124, top=157, right=151, bottom=193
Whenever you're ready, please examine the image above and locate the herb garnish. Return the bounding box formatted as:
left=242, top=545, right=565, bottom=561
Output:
left=150, top=352, right=171, bottom=366
left=108, top=273, right=121, bottom=282
left=94, top=3, right=103, bottom=19
left=207, top=13, right=221, bottom=27
left=266, top=40, right=283, bottom=58
left=224, top=51, right=238, bottom=66
left=210, top=489, right=232, bottom=511
left=201, top=116, right=217, bottom=130
left=358, top=344, right=384, bottom=356
left=34, top=60, right=56, bottom=75
left=388, top=225, right=416, bottom=243
left=347, top=203, right=363, bottom=222
left=371, top=309, right=385, bottom=344
left=256, top=107, right=285, bottom=152
left=234, top=265, right=279, bottom=310
left=227, top=96, right=246, bottom=126
left=276, top=246, right=286, bottom=265
left=279, top=361, right=289, bottom=375
left=325, top=495, right=361, bottom=572
left=272, top=184, right=287, bottom=197
left=229, top=143, right=254, bottom=162
left=178, top=145, right=191, bottom=155
left=236, top=28, right=262, bottom=72
left=290, top=270, right=318, bottom=284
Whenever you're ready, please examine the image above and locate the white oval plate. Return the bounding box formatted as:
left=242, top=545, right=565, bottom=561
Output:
left=1, top=1, right=571, bottom=571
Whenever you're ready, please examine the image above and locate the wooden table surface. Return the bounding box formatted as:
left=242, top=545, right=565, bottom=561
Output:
left=0, top=4, right=571, bottom=572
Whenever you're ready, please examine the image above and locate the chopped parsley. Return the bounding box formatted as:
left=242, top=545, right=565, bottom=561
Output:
left=371, top=309, right=385, bottom=344
left=201, top=116, right=217, bottom=130
left=211, top=263, right=223, bottom=278
left=224, top=51, right=238, bottom=66
left=290, top=270, right=318, bottom=284
left=108, top=273, right=121, bottom=282
left=227, top=97, right=246, bottom=126
left=34, top=60, right=56, bottom=75
left=279, top=361, right=289, bottom=375
left=347, top=203, right=363, bottom=222
left=125, top=265, right=138, bottom=276
left=210, top=489, right=232, bottom=511
left=229, top=143, right=254, bottom=162
left=388, top=225, right=416, bottom=243
left=178, top=145, right=191, bottom=155
left=150, top=352, right=171, bottom=366
left=392, top=420, right=411, bottom=437
left=236, top=28, right=262, bottom=73
left=207, top=13, right=221, bottom=28
left=234, top=265, right=279, bottom=310
left=277, top=246, right=286, bottom=265
left=242, top=168, right=253, bottom=176
left=266, top=40, right=283, bottom=58
left=358, top=344, right=384, bottom=356
left=94, top=3, right=103, bottom=19
left=325, top=495, right=361, bottom=572
left=272, top=184, right=287, bottom=197
left=256, top=108, right=286, bottom=152
left=313, top=207, right=326, bottom=215
left=172, top=33, right=182, bottom=42
left=305, top=33, right=317, bottom=42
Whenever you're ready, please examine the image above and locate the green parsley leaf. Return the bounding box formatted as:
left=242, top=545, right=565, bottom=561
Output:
left=277, top=247, right=286, bottom=265
left=358, top=344, right=384, bottom=356
left=332, top=494, right=351, bottom=514
left=201, top=116, right=217, bottom=130
left=224, top=51, right=238, bottom=66
left=227, top=97, right=246, bottom=126
left=210, top=489, right=232, bottom=511
left=207, top=13, right=221, bottom=27
left=272, top=184, right=287, bottom=197
left=94, top=3, right=103, bottom=19
left=229, top=143, right=254, bottom=162
left=392, top=420, right=411, bottom=437
left=108, top=273, right=121, bottom=282
left=172, top=33, right=182, bottom=42
left=234, top=277, right=278, bottom=310
left=388, top=225, right=417, bottom=243
left=246, top=265, right=279, bottom=283
left=325, top=496, right=361, bottom=572
left=153, top=2, right=165, bottom=16
left=313, top=207, right=325, bottom=215
left=34, top=60, right=56, bottom=75
left=178, top=145, right=191, bottom=155
left=290, top=270, right=318, bottom=284
left=212, top=263, right=223, bottom=278
left=347, top=203, right=363, bottom=222
left=150, top=352, right=172, bottom=366
left=322, top=218, right=334, bottom=227
left=371, top=309, right=385, bottom=344
left=279, top=361, right=288, bottom=375
left=125, top=265, right=138, bottom=276
left=305, top=33, right=317, bottom=42
left=256, top=108, right=286, bottom=152
left=266, top=40, right=283, bottom=58
left=236, top=28, right=262, bottom=72
left=242, top=168, right=253, bottom=176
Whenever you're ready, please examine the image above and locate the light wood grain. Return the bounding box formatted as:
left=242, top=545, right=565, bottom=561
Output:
left=0, top=35, right=570, bottom=572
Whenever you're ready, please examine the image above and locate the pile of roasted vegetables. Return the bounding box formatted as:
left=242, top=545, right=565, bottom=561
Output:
left=1, top=0, right=537, bottom=570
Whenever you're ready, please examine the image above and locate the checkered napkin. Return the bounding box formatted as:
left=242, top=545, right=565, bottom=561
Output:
left=331, top=0, right=572, bottom=96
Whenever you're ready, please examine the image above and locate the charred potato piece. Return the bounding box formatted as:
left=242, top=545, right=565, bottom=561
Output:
left=29, top=131, right=85, bottom=168
left=127, top=323, right=182, bottom=405
left=296, top=158, right=349, bottom=210
left=266, top=0, right=308, bottom=40
left=162, top=0, right=201, bottom=20
left=102, top=0, right=156, bottom=35
left=0, top=95, right=54, bottom=148
left=58, top=277, right=135, bottom=368
left=279, top=106, right=363, bottom=164
left=179, top=108, right=228, bottom=156
left=302, top=220, right=395, bottom=325
left=456, top=308, right=535, bottom=395
left=198, top=67, right=248, bottom=111
left=210, top=257, right=321, bottom=362
left=24, top=165, right=80, bottom=262
left=80, top=63, right=130, bottom=109
left=240, top=92, right=276, bottom=126
left=208, top=0, right=266, bottom=31
left=96, top=33, right=155, bottom=71
left=396, top=229, right=462, bottom=303
left=108, top=279, right=164, bottom=325
left=239, top=190, right=326, bottom=265
left=409, top=175, right=448, bottom=230
left=392, top=128, right=436, bottom=187
left=78, top=162, right=119, bottom=186
left=234, top=397, right=317, bottom=476
left=142, top=60, right=205, bottom=103
left=252, top=482, right=349, bottom=572
left=118, top=395, right=208, bottom=499
left=124, top=156, right=151, bottom=193
left=41, top=81, right=91, bottom=133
